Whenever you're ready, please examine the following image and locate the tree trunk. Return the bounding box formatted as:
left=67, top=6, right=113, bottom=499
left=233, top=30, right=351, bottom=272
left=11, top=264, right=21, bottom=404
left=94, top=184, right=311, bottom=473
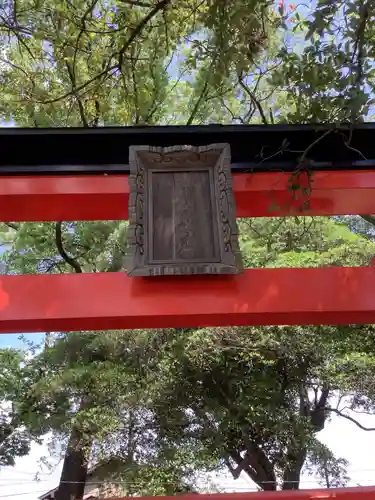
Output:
left=54, top=223, right=91, bottom=500
left=360, top=214, right=375, bottom=227
left=282, top=448, right=306, bottom=490
left=55, top=426, right=91, bottom=500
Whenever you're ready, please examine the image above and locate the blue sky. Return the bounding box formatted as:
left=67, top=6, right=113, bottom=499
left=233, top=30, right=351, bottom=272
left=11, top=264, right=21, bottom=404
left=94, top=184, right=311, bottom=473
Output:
left=0, top=332, right=45, bottom=349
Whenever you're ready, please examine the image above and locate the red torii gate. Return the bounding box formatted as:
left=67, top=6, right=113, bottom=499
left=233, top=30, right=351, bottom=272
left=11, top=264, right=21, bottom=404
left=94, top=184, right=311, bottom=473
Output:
left=106, top=488, right=375, bottom=500
left=2, top=125, right=375, bottom=331
left=1, top=125, right=375, bottom=499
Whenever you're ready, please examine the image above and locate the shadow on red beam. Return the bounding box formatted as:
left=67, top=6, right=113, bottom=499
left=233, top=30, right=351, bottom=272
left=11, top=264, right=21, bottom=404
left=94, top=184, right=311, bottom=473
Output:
left=105, top=486, right=375, bottom=500
left=1, top=267, right=375, bottom=333
left=1, top=170, right=375, bottom=222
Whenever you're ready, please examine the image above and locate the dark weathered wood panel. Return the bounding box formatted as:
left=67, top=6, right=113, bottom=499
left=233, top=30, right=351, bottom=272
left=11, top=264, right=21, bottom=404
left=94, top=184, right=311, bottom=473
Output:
left=173, top=171, right=217, bottom=261
left=150, top=172, right=174, bottom=261
left=150, top=170, right=218, bottom=262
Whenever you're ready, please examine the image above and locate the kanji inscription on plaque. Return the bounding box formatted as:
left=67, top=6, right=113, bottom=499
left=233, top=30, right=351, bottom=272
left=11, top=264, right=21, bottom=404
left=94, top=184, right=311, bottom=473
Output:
left=126, top=143, right=243, bottom=276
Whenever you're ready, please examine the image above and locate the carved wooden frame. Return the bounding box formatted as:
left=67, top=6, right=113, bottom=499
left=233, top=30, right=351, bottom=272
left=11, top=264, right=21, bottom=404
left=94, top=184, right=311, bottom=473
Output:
left=126, top=143, right=243, bottom=276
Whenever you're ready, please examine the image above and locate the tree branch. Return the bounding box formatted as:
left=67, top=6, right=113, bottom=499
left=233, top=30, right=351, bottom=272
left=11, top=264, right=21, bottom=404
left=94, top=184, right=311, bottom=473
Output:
left=118, top=0, right=155, bottom=7
left=4, top=222, right=19, bottom=231
left=118, top=0, right=171, bottom=65
left=310, top=387, right=330, bottom=431
left=38, top=0, right=170, bottom=105
left=55, top=222, right=82, bottom=273
left=64, top=60, right=89, bottom=127
left=72, top=0, right=100, bottom=87
left=350, top=1, right=369, bottom=121
left=238, top=76, right=268, bottom=125
left=229, top=453, right=257, bottom=480
left=326, top=407, right=375, bottom=431
left=360, top=215, right=375, bottom=227
left=186, top=76, right=210, bottom=125
left=229, top=450, right=276, bottom=490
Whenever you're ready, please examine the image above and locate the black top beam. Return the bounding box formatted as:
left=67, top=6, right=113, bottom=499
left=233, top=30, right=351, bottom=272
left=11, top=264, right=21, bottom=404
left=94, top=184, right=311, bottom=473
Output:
left=2, top=123, right=375, bottom=175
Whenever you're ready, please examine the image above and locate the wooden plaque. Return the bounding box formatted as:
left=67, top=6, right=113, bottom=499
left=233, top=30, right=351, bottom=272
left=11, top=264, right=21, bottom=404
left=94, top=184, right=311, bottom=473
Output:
left=126, top=143, right=243, bottom=276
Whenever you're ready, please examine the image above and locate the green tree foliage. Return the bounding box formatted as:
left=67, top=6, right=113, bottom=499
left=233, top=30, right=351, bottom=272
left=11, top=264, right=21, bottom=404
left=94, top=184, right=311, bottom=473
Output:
left=1, top=0, right=375, bottom=494
left=0, top=0, right=374, bottom=128
left=0, top=348, right=37, bottom=467
left=0, top=0, right=278, bottom=127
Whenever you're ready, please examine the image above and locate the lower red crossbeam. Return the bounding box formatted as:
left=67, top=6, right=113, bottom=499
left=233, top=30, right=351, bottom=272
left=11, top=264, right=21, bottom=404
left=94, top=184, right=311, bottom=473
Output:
left=106, top=486, right=375, bottom=500
left=1, top=267, right=375, bottom=333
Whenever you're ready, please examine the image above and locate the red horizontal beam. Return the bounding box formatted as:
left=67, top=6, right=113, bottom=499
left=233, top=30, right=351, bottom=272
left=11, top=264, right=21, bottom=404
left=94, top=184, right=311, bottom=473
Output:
left=1, top=267, right=375, bottom=333
left=108, top=487, right=375, bottom=500
left=1, top=170, right=375, bottom=221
